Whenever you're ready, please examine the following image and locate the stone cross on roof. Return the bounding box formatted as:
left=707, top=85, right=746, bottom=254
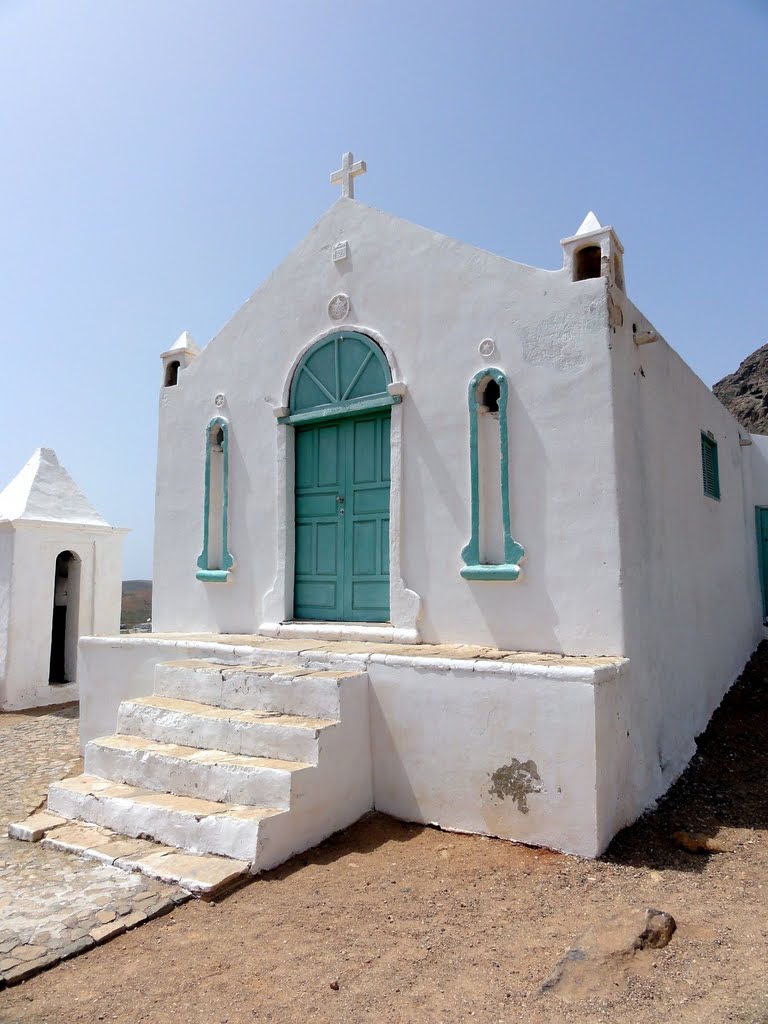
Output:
left=330, top=151, right=367, bottom=199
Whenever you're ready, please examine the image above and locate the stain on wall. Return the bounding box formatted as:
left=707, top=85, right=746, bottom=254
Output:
left=488, top=757, right=545, bottom=814
left=520, top=312, right=590, bottom=373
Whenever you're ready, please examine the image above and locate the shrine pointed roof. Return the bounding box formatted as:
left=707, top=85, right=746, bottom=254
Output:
left=0, top=448, right=111, bottom=526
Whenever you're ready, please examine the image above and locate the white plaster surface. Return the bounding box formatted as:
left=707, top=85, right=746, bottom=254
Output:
left=78, top=198, right=768, bottom=860
left=79, top=637, right=273, bottom=753
left=152, top=199, right=624, bottom=656
left=367, top=660, right=609, bottom=856
left=0, top=449, right=126, bottom=710
left=54, top=654, right=375, bottom=869
left=597, top=291, right=765, bottom=841
left=0, top=448, right=109, bottom=526
left=77, top=636, right=625, bottom=857
left=575, top=211, right=602, bottom=235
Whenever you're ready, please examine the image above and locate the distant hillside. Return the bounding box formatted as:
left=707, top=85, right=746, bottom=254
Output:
left=121, top=580, right=152, bottom=629
left=713, top=343, right=768, bottom=434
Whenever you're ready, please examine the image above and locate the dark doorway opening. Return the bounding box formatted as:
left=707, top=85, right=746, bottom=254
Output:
left=49, top=550, right=81, bottom=684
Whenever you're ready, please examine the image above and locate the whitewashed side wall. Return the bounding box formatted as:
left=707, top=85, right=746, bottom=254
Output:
left=153, top=199, right=626, bottom=656
left=0, top=528, right=15, bottom=702
left=598, top=297, right=763, bottom=839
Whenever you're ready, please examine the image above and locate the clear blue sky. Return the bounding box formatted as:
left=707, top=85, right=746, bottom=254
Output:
left=1, top=0, right=766, bottom=578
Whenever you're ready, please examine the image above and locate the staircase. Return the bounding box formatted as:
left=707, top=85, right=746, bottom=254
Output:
left=15, top=658, right=373, bottom=894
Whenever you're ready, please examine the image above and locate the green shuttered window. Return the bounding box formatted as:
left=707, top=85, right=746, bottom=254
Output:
left=701, top=433, right=720, bottom=500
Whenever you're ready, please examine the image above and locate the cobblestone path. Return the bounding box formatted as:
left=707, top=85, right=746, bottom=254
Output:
left=0, top=704, right=188, bottom=988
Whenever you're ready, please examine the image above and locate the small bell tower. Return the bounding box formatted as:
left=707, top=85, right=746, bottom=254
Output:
left=561, top=212, right=625, bottom=292
left=160, top=331, right=199, bottom=388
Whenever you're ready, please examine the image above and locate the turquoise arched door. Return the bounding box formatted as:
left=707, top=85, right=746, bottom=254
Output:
left=285, top=332, right=395, bottom=622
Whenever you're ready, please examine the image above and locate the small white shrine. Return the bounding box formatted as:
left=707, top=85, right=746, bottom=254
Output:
left=0, top=448, right=125, bottom=710
left=12, top=156, right=768, bottom=894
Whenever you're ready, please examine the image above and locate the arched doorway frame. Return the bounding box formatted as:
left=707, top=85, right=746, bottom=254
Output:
left=49, top=549, right=82, bottom=685
left=260, top=324, right=422, bottom=641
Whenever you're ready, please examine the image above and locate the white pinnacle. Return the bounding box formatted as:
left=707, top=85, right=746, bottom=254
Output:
left=0, top=448, right=109, bottom=525
left=169, top=331, right=199, bottom=354
left=575, top=211, right=603, bottom=235
left=330, top=151, right=367, bottom=199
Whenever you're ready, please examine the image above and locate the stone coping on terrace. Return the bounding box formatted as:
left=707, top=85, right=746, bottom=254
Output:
left=94, top=633, right=628, bottom=683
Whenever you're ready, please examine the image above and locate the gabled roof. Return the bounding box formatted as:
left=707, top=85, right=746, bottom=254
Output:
left=0, top=448, right=110, bottom=527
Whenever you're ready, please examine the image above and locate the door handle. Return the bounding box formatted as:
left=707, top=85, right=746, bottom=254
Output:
left=336, top=496, right=344, bottom=503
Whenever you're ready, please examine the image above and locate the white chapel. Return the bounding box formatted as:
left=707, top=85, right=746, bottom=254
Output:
left=12, top=155, right=768, bottom=890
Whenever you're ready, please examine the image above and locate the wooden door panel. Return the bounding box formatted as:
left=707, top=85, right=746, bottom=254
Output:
left=346, top=413, right=390, bottom=621
left=294, top=422, right=344, bottom=620
left=294, top=412, right=390, bottom=623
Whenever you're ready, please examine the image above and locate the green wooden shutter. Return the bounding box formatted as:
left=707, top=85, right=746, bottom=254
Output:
left=701, top=433, right=720, bottom=500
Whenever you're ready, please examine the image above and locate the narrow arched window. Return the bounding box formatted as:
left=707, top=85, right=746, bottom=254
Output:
left=461, top=369, right=524, bottom=581
left=196, top=417, right=234, bottom=582
left=574, top=245, right=602, bottom=281
left=164, top=361, right=180, bottom=387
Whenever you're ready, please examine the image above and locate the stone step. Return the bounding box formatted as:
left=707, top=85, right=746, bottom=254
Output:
left=85, top=734, right=312, bottom=808
left=8, top=811, right=250, bottom=896
left=47, top=774, right=284, bottom=861
left=117, top=695, right=337, bottom=763
left=154, top=659, right=365, bottom=719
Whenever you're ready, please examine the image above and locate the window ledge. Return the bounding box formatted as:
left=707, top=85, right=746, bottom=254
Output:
left=196, top=569, right=231, bottom=583
left=460, top=564, right=522, bottom=582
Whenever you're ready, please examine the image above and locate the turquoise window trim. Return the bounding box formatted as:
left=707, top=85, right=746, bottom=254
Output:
left=279, top=393, right=400, bottom=426
left=460, top=368, right=525, bottom=581
left=195, top=569, right=230, bottom=583
left=287, top=331, right=392, bottom=421
left=196, top=416, right=234, bottom=583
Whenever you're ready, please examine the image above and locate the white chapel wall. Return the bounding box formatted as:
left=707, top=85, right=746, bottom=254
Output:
left=368, top=660, right=609, bottom=857
left=595, top=297, right=764, bottom=843
left=153, top=199, right=627, bottom=656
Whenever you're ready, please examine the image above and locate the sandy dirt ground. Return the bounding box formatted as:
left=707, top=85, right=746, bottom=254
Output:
left=1, top=645, right=767, bottom=1024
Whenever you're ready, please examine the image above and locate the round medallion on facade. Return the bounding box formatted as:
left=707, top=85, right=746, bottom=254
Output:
left=479, top=338, right=495, bottom=357
left=328, top=294, right=351, bottom=322
left=214, top=393, right=226, bottom=408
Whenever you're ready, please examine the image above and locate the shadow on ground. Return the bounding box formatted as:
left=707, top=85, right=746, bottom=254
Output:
left=604, top=641, right=768, bottom=873
left=0, top=702, right=77, bottom=726
left=273, top=813, right=426, bottom=880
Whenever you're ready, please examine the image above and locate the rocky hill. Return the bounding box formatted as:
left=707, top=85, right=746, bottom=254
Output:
left=121, top=580, right=152, bottom=630
left=713, top=342, right=768, bottom=434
